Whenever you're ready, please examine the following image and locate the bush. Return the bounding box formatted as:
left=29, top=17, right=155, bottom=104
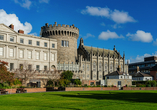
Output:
left=84, top=84, right=88, bottom=87
left=74, top=79, right=81, bottom=85
left=13, top=79, right=22, bottom=85
left=137, top=84, right=146, bottom=87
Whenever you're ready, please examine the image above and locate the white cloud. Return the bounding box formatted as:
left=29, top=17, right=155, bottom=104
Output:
left=39, top=0, right=50, bottom=3
left=83, top=33, right=95, bottom=39
left=14, top=0, right=32, bottom=9
left=81, top=6, right=136, bottom=24
left=100, top=22, right=106, bottom=27
left=111, top=24, right=122, bottom=29
left=130, top=53, right=157, bottom=63
left=153, top=39, right=157, bottom=46
left=29, top=32, right=37, bottom=36
left=126, top=30, right=153, bottom=43
left=0, top=9, right=32, bottom=34
left=81, top=6, right=110, bottom=17
left=98, top=30, right=124, bottom=40
left=110, top=10, right=136, bottom=23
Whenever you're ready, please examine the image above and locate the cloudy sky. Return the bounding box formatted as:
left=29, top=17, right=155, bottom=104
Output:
left=0, top=0, right=157, bottom=63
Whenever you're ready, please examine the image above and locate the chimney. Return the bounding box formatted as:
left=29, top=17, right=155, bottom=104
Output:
left=136, top=66, right=140, bottom=72
left=9, top=24, right=14, bottom=30
left=18, top=29, right=24, bottom=34
left=117, top=65, right=121, bottom=72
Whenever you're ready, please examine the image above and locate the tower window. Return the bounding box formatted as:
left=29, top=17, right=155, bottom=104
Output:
left=61, top=40, right=69, bottom=47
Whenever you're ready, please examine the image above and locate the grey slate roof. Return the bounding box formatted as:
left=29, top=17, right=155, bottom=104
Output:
left=83, top=46, right=120, bottom=58
left=105, top=70, right=124, bottom=76
left=132, top=71, right=152, bottom=77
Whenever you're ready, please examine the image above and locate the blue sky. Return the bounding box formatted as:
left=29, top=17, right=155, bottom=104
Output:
left=1, top=0, right=157, bottom=63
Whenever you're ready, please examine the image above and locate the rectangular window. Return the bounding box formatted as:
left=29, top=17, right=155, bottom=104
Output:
left=44, top=53, right=47, bottom=60
left=67, top=41, right=69, bottom=47
left=19, top=64, right=23, bottom=70
left=0, top=47, right=3, bottom=56
left=28, top=65, right=32, bottom=71
left=52, top=54, right=54, bottom=61
left=28, top=51, right=32, bottom=59
left=52, top=44, right=55, bottom=48
left=19, top=50, right=23, bottom=58
left=64, top=41, right=66, bottom=46
left=20, top=38, right=24, bottom=44
left=36, top=52, right=40, bottom=60
left=10, top=48, right=13, bottom=57
left=36, top=65, right=40, bottom=71
left=0, top=35, right=4, bottom=40
left=10, top=63, right=14, bottom=71
left=44, top=42, right=47, bottom=47
left=36, top=41, right=40, bottom=46
left=44, top=66, right=47, bottom=71
left=10, top=37, right=14, bottom=42
left=62, top=40, right=64, bottom=46
left=28, top=40, right=32, bottom=45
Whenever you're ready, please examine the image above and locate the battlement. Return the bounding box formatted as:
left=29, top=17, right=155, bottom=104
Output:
left=41, top=22, right=79, bottom=38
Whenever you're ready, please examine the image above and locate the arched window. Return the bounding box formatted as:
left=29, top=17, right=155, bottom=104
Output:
left=110, top=62, right=113, bottom=72
left=87, top=64, right=89, bottom=71
left=93, top=62, right=96, bottom=71
left=105, top=62, right=107, bottom=72
left=99, top=62, right=102, bottom=71
left=82, top=64, right=85, bottom=71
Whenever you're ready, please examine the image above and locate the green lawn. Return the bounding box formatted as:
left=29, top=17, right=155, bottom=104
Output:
left=0, top=90, right=157, bottom=110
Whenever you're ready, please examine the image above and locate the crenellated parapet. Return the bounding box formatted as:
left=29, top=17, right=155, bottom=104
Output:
left=41, top=22, right=79, bottom=38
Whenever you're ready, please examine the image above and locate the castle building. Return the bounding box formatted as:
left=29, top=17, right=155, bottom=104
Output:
left=0, top=22, right=128, bottom=85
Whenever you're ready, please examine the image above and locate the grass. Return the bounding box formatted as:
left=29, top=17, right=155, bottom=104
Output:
left=0, top=90, right=157, bottom=110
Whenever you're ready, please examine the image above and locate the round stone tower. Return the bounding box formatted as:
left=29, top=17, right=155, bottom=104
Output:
left=41, top=22, right=79, bottom=64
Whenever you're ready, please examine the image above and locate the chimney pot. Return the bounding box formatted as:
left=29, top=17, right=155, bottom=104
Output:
left=9, top=24, right=14, bottom=30
left=18, top=29, right=24, bottom=34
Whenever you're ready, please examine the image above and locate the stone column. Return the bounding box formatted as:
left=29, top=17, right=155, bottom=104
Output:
left=5, top=45, right=8, bottom=58
left=97, top=48, right=99, bottom=80
left=108, top=50, right=110, bottom=74
left=90, top=46, right=93, bottom=80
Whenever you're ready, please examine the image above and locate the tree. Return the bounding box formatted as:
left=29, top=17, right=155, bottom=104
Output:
left=0, top=60, right=14, bottom=84
left=61, top=70, right=73, bottom=81
left=74, top=79, right=81, bottom=85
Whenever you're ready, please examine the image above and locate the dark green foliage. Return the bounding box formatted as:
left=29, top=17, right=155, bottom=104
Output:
left=13, top=79, right=21, bottom=85
left=74, top=79, right=81, bottom=85
left=47, top=80, right=54, bottom=87
left=61, top=71, right=73, bottom=81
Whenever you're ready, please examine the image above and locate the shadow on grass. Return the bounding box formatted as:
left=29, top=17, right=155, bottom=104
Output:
left=53, top=91, right=157, bottom=103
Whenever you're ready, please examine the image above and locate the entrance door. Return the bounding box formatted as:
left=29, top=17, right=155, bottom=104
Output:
left=10, top=63, right=14, bottom=71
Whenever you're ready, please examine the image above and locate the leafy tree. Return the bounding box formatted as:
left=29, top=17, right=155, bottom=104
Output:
left=0, top=60, right=14, bottom=84
left=61, top=71, right=73, bottom=81
left=74, top=79, right=81, bottom=85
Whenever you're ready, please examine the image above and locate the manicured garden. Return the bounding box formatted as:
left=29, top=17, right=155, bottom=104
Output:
left=1, top=90, right=157, bottom=110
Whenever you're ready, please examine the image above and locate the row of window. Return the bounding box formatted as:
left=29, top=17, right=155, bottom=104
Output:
left=61, top=40, right=69, bottom=47
left=129, top=63, right=156, bottom=68
left=10, top=63, right=49, bottom=71
left=0, top=35, right=56, bottom=48
left=0, top=47, right=55, bottom=61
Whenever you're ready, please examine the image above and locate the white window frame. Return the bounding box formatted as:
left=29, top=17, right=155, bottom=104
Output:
left=28, top=51, right=32, bottom=59
left=10, top=48, right=14, bottom=57
left=10, top=37, right=14, bottom=42
left=0, top=47, right=3, bottom=56
left=20, top=38, right=24, bottom=44
left=28, top=40, right=32, bottom=45
left=44, top=53, right=47, bottom=60
left=0, top=35, right=4, bottom=40
left=19, top=50, right=23, bottom=58
left=52, top=44, right=55, bottom=48
left=36, top=52, right=40, bottom=60
left=52, top=53, right=55, bottom=61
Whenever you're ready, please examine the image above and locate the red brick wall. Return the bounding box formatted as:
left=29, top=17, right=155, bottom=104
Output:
left=65, top=87, right=119, bottom=91
left=82, top=80, right=96, bottom=85
left=5, top=88, right=46, bottom=94
left=123, top=87, right=157, bottom=90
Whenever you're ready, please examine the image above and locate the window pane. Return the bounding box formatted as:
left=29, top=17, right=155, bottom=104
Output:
left=44, top=43, right=47, bottom=47
left=28, top=51, right=32, bottom=59
left=37, top=41, right=40, bottom=46
left=36, top=52, right=39, bottom=59
left=0, top=47, right=3, bottom=56
left=0, top=35, right=4, bottom=40
left=52, top=54, right=54, bottom=61
left=10, top=48, right=13, bottom=57
left=44, top=53, right=47, bottom=60
left=67, top=41, right=69, bottom=47
left=62, top=40, right=64, bottom=46
left=36, top=65, right=40, bottom=70
left=64, top=41, right=66, bottom=47
left=19, top=50, right=23, bottom=58
left=10, top=37, right=14, bottom=42
left=20, top=38, right=24, bottom=43
left=52, top=44, right=55, bottom=48
left=28, top=40, right=32, bottom=45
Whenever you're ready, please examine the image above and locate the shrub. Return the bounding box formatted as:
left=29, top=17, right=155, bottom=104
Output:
left=74, top=79, right=81, bottom=85
left=13, top=79, right=22, bottom=85
left=84, top=84, right=88, bottom=87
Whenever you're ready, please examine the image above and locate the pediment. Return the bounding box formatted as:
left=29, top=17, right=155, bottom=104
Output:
left=0, top=24, right=17, bottom=34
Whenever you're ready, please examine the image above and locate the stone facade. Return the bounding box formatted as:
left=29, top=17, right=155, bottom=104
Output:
left=41, top=22, right=79, bottom=64
left=0, top=23, right=57, bottom=71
